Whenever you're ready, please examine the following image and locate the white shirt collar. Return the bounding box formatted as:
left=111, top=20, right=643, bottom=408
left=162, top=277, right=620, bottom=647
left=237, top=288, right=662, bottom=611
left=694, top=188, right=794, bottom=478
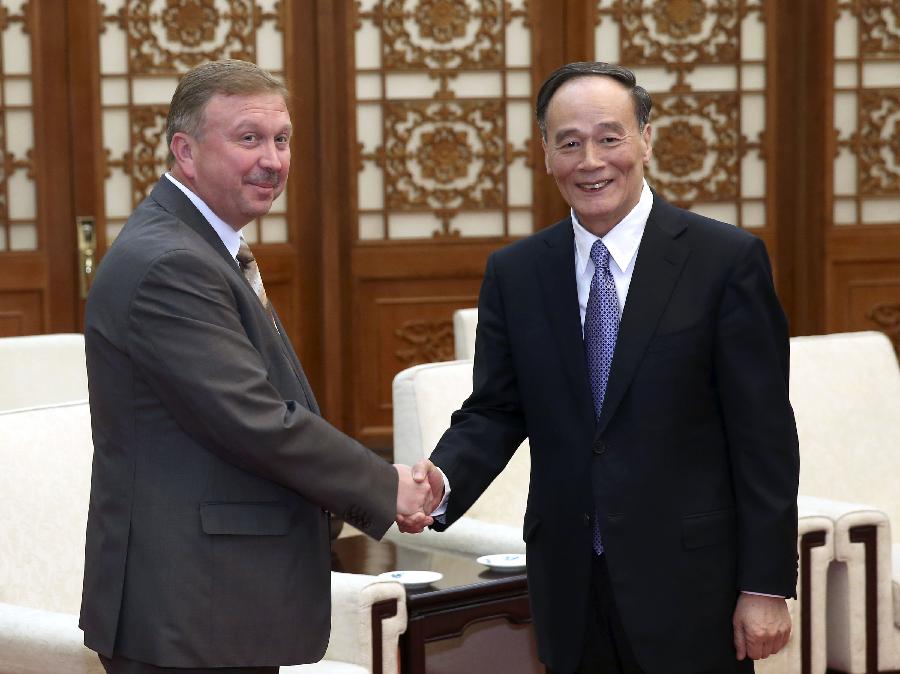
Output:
left=573, top=179, right=653, bottom=276
left=165, top=172, right=242, bottom=261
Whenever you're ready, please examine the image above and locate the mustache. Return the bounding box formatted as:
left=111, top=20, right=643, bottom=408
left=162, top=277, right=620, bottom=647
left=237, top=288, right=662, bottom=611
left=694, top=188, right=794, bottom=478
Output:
left=245, top=170, right=280, bottom=187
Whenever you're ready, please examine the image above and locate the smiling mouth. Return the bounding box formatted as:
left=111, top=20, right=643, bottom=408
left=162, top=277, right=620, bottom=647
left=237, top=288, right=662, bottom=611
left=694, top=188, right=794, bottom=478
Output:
left=578, top=179, right=612, bottom=192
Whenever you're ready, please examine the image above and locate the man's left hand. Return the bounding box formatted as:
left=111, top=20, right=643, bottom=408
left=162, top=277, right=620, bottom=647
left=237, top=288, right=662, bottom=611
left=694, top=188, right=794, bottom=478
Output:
left=733, top=593, right=791, bottom=660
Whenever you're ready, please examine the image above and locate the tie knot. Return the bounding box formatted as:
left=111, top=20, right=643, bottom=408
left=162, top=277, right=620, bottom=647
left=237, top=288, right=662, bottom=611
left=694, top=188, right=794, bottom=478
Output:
left=590, top=239, right=611, bottom=271
left=236, top=239, right=255, bottom=267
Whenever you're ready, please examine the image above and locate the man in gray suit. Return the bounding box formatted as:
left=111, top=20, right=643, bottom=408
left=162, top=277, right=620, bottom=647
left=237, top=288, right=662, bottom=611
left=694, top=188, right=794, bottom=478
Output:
left=80, top=60, right=434, bottom=674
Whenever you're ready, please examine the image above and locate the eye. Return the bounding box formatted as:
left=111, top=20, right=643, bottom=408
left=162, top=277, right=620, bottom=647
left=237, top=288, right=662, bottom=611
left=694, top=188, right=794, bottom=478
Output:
left=275, top=134, right=290, bottom=144
left=600, top=136, right=621, bottom=145
left=557, top=140, right=580, bottom=150
left=241, top=133, right=257, bottom=143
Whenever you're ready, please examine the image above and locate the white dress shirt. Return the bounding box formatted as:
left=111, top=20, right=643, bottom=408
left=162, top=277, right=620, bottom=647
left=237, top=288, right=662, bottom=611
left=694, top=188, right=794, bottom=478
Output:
left=573, top=180, right=653, bottom=328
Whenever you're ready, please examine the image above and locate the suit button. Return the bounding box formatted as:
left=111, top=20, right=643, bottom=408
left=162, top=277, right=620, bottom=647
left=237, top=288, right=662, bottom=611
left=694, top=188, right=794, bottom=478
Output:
left=583, top=513, right=591, bottom=527
left=593, top=439, right=606, bottom=454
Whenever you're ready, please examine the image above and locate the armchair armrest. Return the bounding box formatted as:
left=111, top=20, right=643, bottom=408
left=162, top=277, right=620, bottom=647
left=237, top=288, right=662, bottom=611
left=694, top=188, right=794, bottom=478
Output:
left=324, top=573, right=407, bottom=674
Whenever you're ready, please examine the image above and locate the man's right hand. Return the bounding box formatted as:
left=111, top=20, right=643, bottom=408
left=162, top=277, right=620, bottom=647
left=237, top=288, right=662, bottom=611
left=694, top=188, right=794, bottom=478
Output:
left=395, top=459, right=445, bottom=534
left=394, top=463, right=434, bottom=529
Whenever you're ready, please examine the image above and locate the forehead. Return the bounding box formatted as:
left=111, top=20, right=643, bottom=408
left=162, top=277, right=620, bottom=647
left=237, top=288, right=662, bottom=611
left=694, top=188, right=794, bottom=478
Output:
left=545, top=76, right=637, bottom=130
left=202, top=92, right=291, bottom=126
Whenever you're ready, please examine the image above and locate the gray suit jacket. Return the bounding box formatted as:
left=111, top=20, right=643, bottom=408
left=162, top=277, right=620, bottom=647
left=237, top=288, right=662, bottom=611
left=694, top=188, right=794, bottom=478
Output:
left=80, top=177, right=397, bottom=668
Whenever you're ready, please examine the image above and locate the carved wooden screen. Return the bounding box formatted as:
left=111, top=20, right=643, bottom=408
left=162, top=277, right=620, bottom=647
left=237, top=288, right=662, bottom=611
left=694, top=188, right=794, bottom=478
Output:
left=827, top=0, right=900, bottom=349
left=353, top=0, right=535, bottom=240
left=97, top=0, right=288, bottom=246
left=0, top=1, right=36, bottom=254
left=592, top=0, right=770, bottom=240
left=348, top=0, right=542, bottom=448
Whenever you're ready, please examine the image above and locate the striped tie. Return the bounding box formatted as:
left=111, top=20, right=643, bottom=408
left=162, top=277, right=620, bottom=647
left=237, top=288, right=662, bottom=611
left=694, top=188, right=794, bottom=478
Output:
left=236, top=238, right=269, bottom=309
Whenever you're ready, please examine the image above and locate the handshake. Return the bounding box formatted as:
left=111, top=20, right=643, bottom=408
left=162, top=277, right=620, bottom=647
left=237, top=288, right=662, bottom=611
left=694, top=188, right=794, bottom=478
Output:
left=393, top=459, right=445, bottom=534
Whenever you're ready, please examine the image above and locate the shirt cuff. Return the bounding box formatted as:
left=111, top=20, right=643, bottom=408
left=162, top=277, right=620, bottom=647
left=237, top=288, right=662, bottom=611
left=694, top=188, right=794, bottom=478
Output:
left=428, top=469, right=451, bottom=519
left=741, top=591, right=785, bottom=598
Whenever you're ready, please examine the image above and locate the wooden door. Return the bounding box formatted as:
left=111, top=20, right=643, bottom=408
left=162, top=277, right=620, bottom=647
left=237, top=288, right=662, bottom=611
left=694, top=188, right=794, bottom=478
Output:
left=0, top=0, right=77, bottom=335
left=0, top=1, right=317, bottom=373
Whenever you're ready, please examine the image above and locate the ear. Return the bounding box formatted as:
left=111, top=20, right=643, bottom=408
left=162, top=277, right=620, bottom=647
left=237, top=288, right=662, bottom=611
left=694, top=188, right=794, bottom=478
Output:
left=640, top=123, right=653, bottom=166
left=541, top=136, right=552, bottom=175
left=170, top=132, right=197, bottom=180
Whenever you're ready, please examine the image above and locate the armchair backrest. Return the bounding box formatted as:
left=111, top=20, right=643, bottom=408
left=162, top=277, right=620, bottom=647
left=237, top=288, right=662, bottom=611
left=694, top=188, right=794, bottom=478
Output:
left=452, top=308, right=478, bottom=361
left=0, top=333, right=88, bottom=411
left=0, top=401, right=93, bottom=614
left=789, top=331, right=900, bottom=541
left=393, top=359, right=528, bottom=528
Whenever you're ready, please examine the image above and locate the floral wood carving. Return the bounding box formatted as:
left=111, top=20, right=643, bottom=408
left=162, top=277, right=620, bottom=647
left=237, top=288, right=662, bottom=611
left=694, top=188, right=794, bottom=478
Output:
left=104, top=106, right=169, bottom=207
left=616, top=0, right=742, bottom=74
left=866, top=302, right=900, bottom=356
left=107, top=0, right=282, bottom=74
left=857, top=91, right=900, bottom=196
left=646, top=93, right=741, bottom=205
left=394, top=319, right=454, bottom=365
left=0, top=1, right=31, bottom=34
left=376, top=0, right=505, bottom=70
left=382, top=100, right=505, bottom=213
left=858, top=0, right=900, bottom=57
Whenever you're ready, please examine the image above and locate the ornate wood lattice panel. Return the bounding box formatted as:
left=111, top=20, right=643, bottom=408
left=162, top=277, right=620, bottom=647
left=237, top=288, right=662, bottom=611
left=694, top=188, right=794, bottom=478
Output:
left=353, top=0, right=535, bottom=240
left=0, top=0, right=37, bottom=252
left=98, top=0, right=288, bottom=245
left=593, top=0, right=768, bottom=229
left=831, top=0, right=900, bottom=226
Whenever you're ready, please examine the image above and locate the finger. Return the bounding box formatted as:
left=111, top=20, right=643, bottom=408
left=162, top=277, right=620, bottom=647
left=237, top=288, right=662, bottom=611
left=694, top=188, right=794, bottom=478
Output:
left=733, top=623, right=746, bottom=661
left=412, top=458, right=434, bottom=482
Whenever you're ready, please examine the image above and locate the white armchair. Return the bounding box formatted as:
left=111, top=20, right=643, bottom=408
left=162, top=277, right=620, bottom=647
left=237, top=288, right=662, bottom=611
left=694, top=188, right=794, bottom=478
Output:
left=0, top=333, right=88, bottom=412
left=389, top=359, right=528, bottom=556
left=788, top=331, right=900, bottom=674
left=0, top=402, right=407, bottom=674
left=452, top=308, right=478, bottom=361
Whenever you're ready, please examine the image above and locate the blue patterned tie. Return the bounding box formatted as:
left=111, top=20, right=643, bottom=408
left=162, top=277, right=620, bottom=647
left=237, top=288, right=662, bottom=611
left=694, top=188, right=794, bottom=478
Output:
left=584, top=239, right=620, bottom=555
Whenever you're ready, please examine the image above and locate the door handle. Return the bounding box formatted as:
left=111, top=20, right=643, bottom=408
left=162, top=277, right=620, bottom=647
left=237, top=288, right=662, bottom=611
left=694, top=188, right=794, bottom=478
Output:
left=75, top=216, right=95, bottom=299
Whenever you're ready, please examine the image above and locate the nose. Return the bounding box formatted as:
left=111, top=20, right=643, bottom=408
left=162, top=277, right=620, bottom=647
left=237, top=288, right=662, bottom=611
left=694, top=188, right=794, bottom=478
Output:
left=258, top=139, right=283, bottom=170
left=579, top=140, right=605, bottom=171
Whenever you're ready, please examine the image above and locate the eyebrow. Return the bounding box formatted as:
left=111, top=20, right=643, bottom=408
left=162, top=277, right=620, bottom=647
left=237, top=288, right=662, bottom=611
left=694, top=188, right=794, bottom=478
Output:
left=553, top=121, right=627, bottom=144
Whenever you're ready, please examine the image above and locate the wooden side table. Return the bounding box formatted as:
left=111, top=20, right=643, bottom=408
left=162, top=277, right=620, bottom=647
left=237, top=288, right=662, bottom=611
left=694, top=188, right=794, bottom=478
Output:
left=332, top=536, right=543, bottom=674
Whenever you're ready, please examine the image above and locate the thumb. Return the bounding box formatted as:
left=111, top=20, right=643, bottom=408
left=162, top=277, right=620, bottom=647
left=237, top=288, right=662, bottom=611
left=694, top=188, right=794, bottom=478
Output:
left=412, top=459, right=433, bottom=482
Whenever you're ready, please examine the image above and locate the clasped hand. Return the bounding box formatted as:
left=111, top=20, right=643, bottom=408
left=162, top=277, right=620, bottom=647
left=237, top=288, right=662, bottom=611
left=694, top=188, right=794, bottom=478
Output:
left=393, top=459, right=445, bottom=533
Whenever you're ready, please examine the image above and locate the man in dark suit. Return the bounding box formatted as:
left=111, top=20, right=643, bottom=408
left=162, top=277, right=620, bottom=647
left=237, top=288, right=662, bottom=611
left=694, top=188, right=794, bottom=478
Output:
left=403, top=62, right=800, bottom=673
left=80, top=60, right=433, bottom=674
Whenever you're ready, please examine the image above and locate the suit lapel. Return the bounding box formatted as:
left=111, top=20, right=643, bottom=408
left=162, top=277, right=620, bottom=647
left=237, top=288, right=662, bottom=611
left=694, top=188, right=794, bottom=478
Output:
left=596, top=198, right=690, bottom=436
left=150, top=177, right=321, bottom=415
left=149, top=178, right=242, bottom=275
left=536, top=220, right=595, bottom=422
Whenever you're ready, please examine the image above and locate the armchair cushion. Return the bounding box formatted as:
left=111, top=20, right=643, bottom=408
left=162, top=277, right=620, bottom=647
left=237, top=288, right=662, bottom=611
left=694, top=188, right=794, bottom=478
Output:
left=0, top=333, right=87, bottom=412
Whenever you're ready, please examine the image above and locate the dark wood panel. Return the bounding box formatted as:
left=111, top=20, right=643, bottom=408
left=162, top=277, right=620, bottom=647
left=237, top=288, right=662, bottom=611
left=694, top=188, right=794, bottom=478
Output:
left=352, top=276, right=482, bottom=451
left=0, top=291, right=43, bottom=337
left=825, top=249, right=900, bottom=353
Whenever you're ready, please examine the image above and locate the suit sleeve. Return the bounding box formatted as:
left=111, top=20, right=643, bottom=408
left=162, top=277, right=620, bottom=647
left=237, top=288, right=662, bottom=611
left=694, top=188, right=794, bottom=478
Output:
left=125, top=248, right=398, bottom=540
left=430, top=253, right=528, bottom=528
left=714, top=236, right=800, bottom=597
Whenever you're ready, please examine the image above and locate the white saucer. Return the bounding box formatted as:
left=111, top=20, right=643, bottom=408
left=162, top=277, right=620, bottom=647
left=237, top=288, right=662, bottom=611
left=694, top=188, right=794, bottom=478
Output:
left=476, top=553, right=527, bottom=571
left=378, top=570, right=443, bottom=588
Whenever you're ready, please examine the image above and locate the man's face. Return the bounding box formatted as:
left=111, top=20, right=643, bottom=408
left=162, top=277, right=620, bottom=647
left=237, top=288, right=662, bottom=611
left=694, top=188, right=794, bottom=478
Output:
left=542, top=76, right=652, bottom=237
left=183, top=92, right=292, bottom=230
